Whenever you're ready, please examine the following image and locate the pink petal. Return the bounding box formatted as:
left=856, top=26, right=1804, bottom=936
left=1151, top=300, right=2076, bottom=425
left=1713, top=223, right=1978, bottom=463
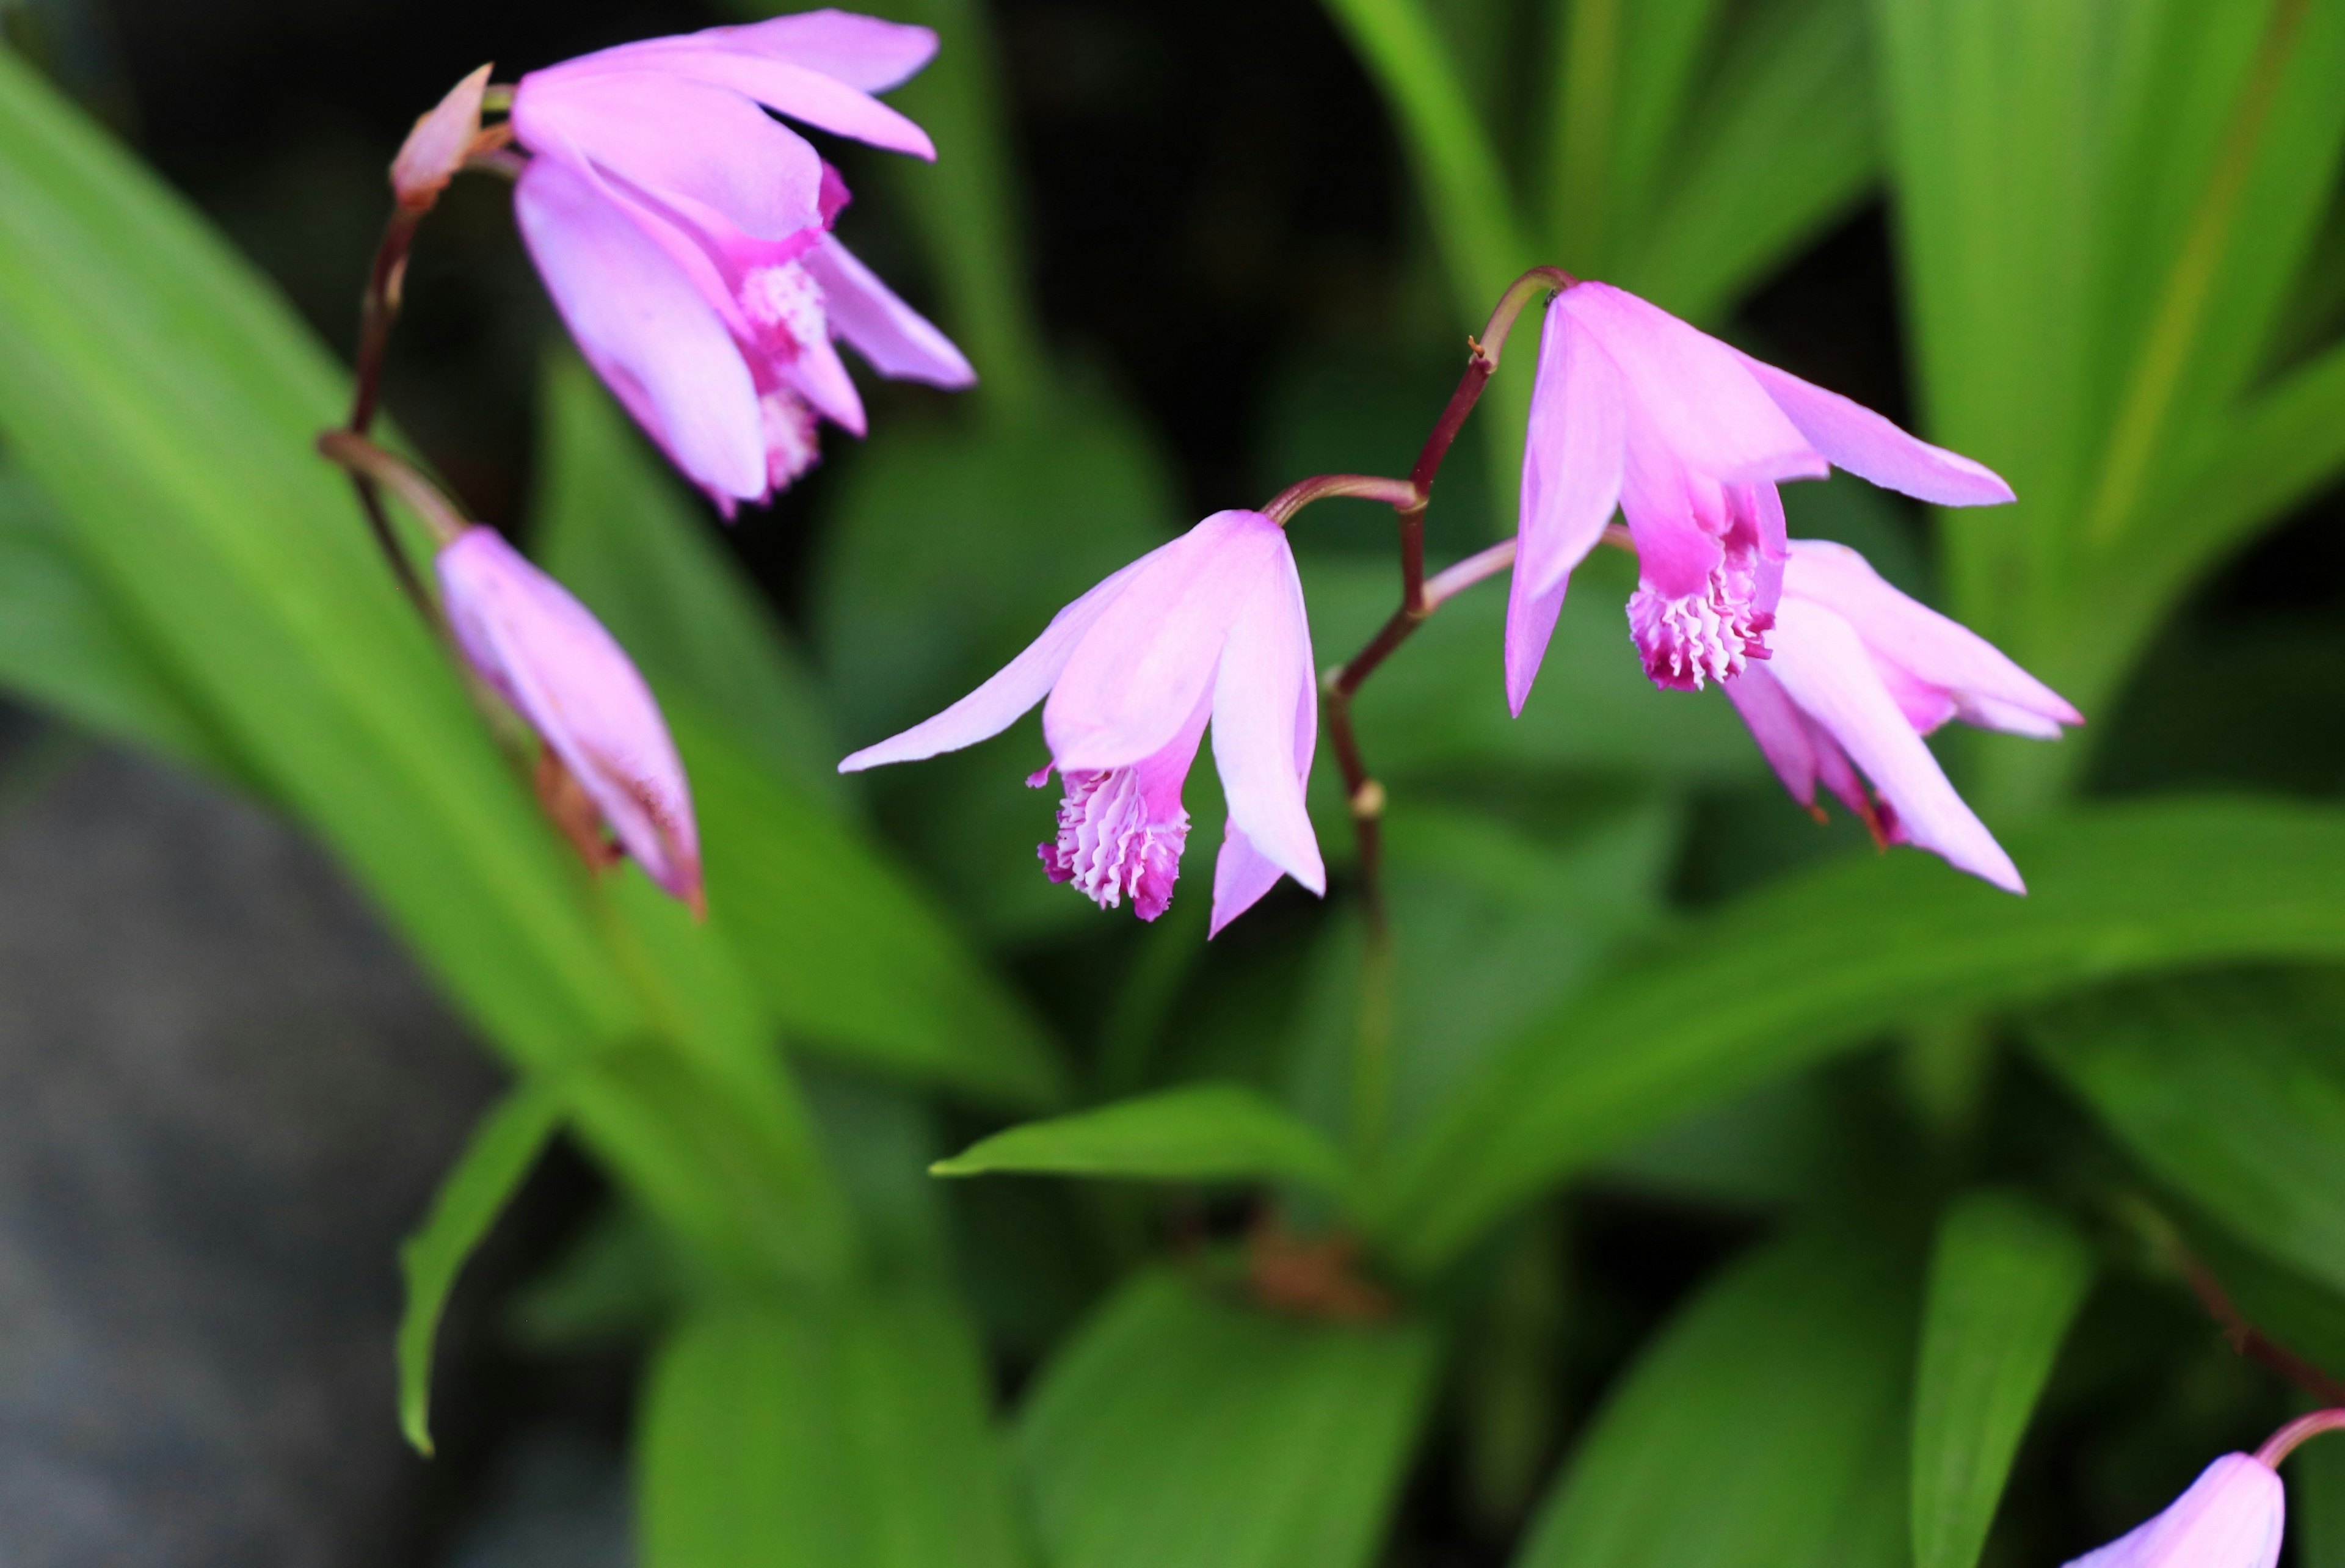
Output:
left=1723, top=664, right=1823, bottom=808
left=1045, top=510, right=1285, bottom=772
left=391, top=64, right=491, bottom=209
left=1518, top=299, right=1626, bottom=598
left=625, top=12, right=938, bottom=92
left=544, top=49, right=935, bottom=160
left=777, top=330, right=868, bottom=437
left=1558, top=281, right=1826, bottom=488
left=514, top=158, right=766, bottom=505
left=804, top=237, right=977, bottom=388
left=1209, top=543, right=1325, bottom=899
left=2062, top=1455, right=2283, bottom=1568
left=1739, top=352, right=2016, bottom=507
left=1503, top=562, right=1569, bottom=718
left=837, top=555, right=1154, bottom=771
left=1209, top=826, right=1290, bottom=937
left=1785, top=541, right=2081, bottom=731
left=1767, top=598, right=2024, bottom=893
left=512, top=71, right=827, bottom=243
left=1617, top=423, right=1725, bottom=600
left=438, top=528, right=701, bottom=902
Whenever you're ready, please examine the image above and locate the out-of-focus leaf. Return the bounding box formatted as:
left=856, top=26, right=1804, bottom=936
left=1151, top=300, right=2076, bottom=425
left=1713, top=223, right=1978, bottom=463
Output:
left=1626, top=0, right=1877, bottom=324
left=1542, top=0, right=1723, bottom=272
left=509, top=1202, right=683, bottom=1351
left=397, top=1083, right=563, bottom=1456
left=2029, top=973, right=2345, bottom=1297
left=1301, top=551, right=1761, bottom=783
left=1017, top=1270, right=1439, bottom=1568
left=677, top=705, right=1064, bottom=1109
left=2181, top=1221, right=2345, bottom=1386
left=933, top=1084, right=1350, bottom=1194
left=1516, top=1225, right=1916, bottom=1568
left=0, top=45, right=637, bottom=1069
left=1874, top=0, right=2345, bottom=807
left=531, top=356, right=842, bottom=804
left=1381, top=800, right=2345, bottom=1272
left=1910, top=1192, right=2096, bottom=1568
left=2303, top=1397, right=2345, bottom=1568
left=0, top=463, right=238, bottom=774
left=816, top=403, right=1179, bottom=938
left=640, top=1283, right=1033, bottom=1568
left=1285, top=799, right=1680, bottom=1156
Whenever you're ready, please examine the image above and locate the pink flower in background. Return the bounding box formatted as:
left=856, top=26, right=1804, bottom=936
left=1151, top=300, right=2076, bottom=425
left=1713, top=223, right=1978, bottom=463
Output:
left=438, top=527, right=702, bottom=909
left=840, top=510, right=1325, bottom=934
left=2059, top=1454, right=2283, bottom=1568
left=509, top=10, right=975, bottom=513
left=1723, top=539, right=2079, bottom=892
left=1505, top=280, right=2014, bottom=711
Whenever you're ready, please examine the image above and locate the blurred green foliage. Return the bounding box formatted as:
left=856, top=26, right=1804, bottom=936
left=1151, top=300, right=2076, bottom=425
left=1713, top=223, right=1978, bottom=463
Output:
left=2, top=0, right=2345, bottom=1565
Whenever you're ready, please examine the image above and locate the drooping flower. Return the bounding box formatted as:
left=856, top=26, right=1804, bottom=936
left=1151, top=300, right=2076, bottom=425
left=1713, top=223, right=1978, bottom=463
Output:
left=507, top=11, right=975, bottom=512
left=1721, top=539, right=2079, bottom=892
left=838, top=510, right=1325, bottom=935
left=1505, top=280, right=2015, bottom=711
left=438, top=526, right=702, bottom=909
left=2059, top=1453, right=2283, bottom=1568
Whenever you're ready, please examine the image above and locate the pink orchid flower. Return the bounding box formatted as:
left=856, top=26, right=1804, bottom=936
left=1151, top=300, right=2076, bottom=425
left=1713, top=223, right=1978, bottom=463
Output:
left=839, top=510, right=1325, bottom=935
left=1505, top=280, right=2013, bottom=711
left=1723, top=539, right=2079, bottom=892
left=509, top=10, right=975, bottom=513
left=2060, top=1453, right=2283, bottom=1568
left=438, top=527, right=702, bottom=909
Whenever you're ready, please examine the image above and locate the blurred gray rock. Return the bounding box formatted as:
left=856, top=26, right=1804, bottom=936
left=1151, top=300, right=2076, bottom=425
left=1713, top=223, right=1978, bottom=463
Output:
left=0, top=742, right=498, bottom=1567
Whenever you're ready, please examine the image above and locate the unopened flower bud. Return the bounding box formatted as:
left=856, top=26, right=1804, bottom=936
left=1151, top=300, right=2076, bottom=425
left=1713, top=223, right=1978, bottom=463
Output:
left=391, top=64, right=494, bottom=211
left=435, top=526, right=702, bottom=910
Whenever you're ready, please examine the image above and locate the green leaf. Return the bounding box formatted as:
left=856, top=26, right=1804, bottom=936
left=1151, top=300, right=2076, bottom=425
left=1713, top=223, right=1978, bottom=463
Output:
left=678, top=705, right=1064, bottom=1109
left=1380, top=799, right=2345, bottom=1272
left=0, top=462, right=239, bottom=774
left=1910, top=1191, right=2096, bottom=1568
left=640, top=1283, right=1033, bottom=1568
left=397, top=1083, right=564, bottom=1456
left=531, top=355, right=843, bottom=805
left=1624, top=0, right=1878, bottom=324
left=2028, top=972, right=2345, bottom=1297
left=933, top=1084, right=1351, bottom=1194
left=0, top=45, right=638, bottom=1070
left=1516, top=1224, right=1917, bottom=1568
left=1017, top=1270, right=1440, bottom=1568
left=1541, top=0, right=1724, bottom=272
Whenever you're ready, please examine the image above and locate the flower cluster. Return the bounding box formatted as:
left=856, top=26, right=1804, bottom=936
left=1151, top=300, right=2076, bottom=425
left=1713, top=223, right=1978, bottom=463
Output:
left=379, top=9, right=2077, bottom=932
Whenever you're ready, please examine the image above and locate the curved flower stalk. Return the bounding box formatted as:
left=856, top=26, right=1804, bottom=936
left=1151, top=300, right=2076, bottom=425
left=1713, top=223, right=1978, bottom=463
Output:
left=1506, top=280, right=2015, bottom=711
left=507, top=11, right=976, bottom=512
left=438, top=526, right=702, bottom=910
left=839, top=510, right=1324, bottom=935
left=1722, top=540, right=2079, bottom=892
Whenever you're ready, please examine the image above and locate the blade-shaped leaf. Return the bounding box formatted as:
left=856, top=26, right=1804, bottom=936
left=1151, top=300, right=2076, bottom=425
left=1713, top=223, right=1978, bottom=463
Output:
left=0, top=462, right=239, bottom=775
left=2028, top=972, right=2345, bottom=1297
left=398, top=1082, right=564, bottom=1456
left=1516, top=1224, right=1918, bottom=1568
left=639, top=1283, right=1034, bottom=1568
left=934, top=1084, right=1350, bottom=1194
left=1017, top=1269, right=1439, bottom=1568
left=0, top=45, right=637, bottom=1069
left=1910, top=1191, right=2096, bottom=1568
left=677, top=705, right=1064, bottom=1110
left=1625, top=0, right=1877, bottom=325
left=1381, top=799, right=2345, bottom=1273
left=531, top=355, right=843, bottom=805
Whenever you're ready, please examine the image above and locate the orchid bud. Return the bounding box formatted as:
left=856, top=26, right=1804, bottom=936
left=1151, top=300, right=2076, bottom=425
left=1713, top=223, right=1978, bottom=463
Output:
left=435, top=526, right=702, bottom=911
left=391, top=64, right=493, bottom=211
